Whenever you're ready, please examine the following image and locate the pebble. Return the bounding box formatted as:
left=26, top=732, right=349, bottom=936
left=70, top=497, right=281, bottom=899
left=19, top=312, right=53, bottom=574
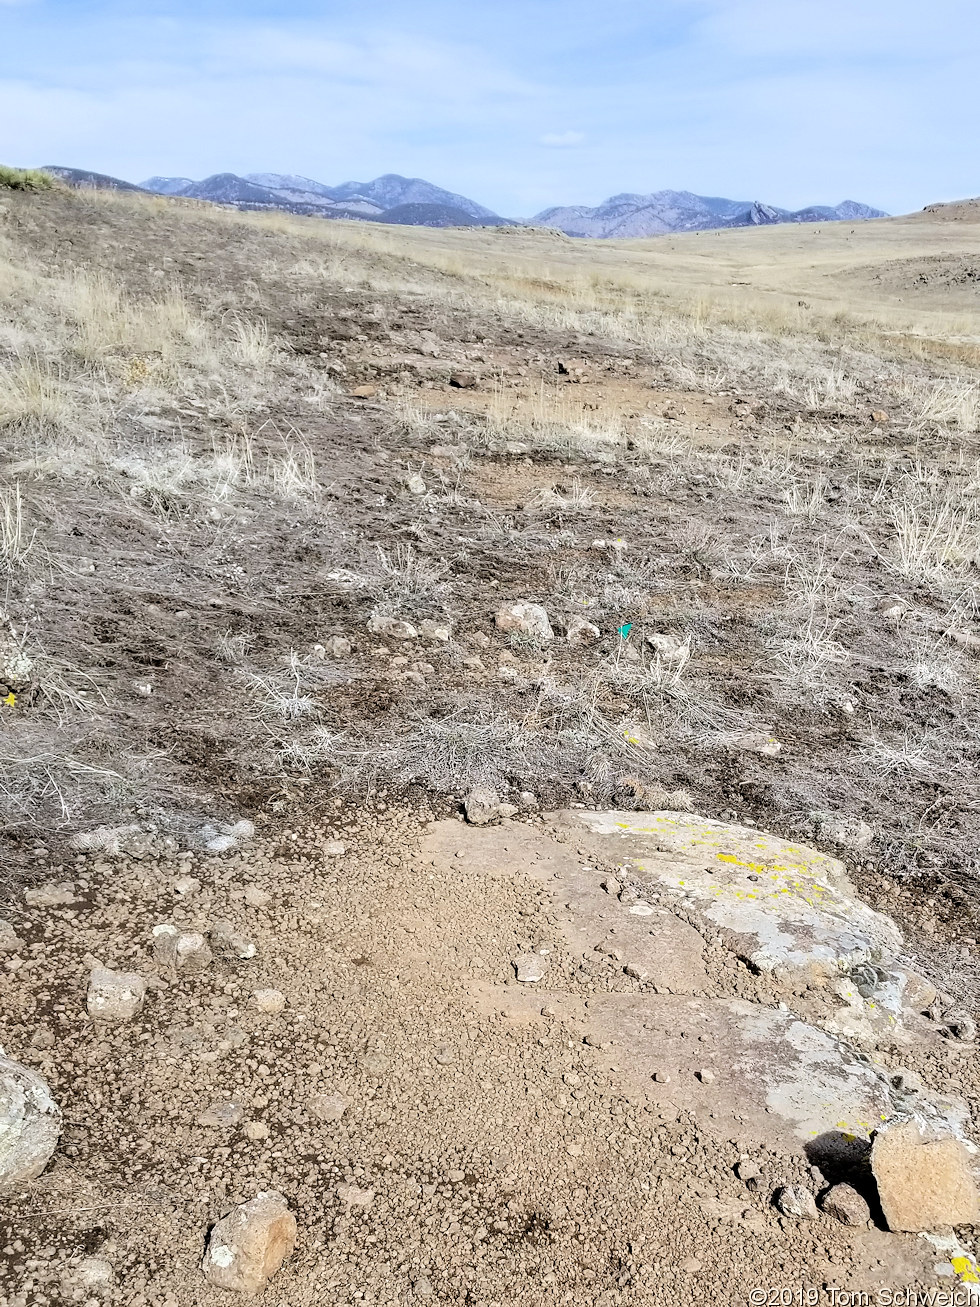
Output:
left=774, top=1185, right=819, bottom=1220
left=152, top=924, right=212, bottom=974
left=198, top=1101, right=245, bottom=1128
left=209, top=921, right=257, bottom=960
left=309, top=1093, right=348, bottom=1122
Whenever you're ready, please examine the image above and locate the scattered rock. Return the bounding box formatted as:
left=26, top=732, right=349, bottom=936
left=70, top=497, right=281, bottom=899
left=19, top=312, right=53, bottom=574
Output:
left=566, top=617, right=600, bottom=646
left=871, top=409, right=889, bottom=424
left=872, top=1120, right=980, bottom=1232
left=494, top=601, right=554, bottom=642
left=735, top=1160, right=761, bottom=1182
left=0, top=1054, right=61, bottom=1187
left=696, top=1068, right=715, bottom=1084
left=420, top=619, right=451, bottom=642
left=652, top=1071, right=670, bottom=1084
left=946, top=1012, right=977, bottom=1043
left=323, top=635, right=353, bottom=658
left=198, top=1101, right=245, bottom=1128
left=253, top=988, right=286, bottom=1014
left=202, top=1191, right=297, bottom=1294
left=774, top=1185, right=819, bottom=1220
left=405, top=473, right=427, bottom=495
left=368, top=612, right=418, bottom=640
left=323, top=841, right=347, bottom=856
left=513, top=954, right=548, bottom=983
left=209, top=921, right=257, bottom=961
left=244, top=886, right=272, bottom=908
left=464, top=787, right=500, bottom=826
left=646, top=632, right=690, bottom=664
left=151, top=924, right=213, bottom=974
left=497, top=802, right=518, bottom=818
left=70, top=1256, right=114, bottom=1288
left=337, top=1182, right=375, bottom=1207
left=351, top=384, right=377, bottom=399
left=449, top=373, right=477, bottom=389
left=309, top=1093, right=348, bottom=1122
left=200, top=819, right=255, bottom=854
left=86, top=967, right=147, bottom=1021
left=821, top=1182, right=871, bottom=1226
left=729, top=731, right=782, bottom=757
left=244, top=1120, right=270, bottom=1140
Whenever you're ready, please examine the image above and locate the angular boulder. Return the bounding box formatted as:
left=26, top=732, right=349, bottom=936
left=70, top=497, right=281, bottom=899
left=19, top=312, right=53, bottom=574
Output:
left=202, top=1191, right=296, bottom=1294
left=871, top=1120, right=979, bottom=1232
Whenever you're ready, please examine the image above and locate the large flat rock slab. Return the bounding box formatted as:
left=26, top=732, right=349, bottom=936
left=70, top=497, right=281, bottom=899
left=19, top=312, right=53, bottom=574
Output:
left=568, top=811, right=903, bottom=983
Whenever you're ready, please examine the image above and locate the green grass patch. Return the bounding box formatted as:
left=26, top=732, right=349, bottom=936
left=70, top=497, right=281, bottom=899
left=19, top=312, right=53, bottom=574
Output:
left=0, top=165, right=55, bottom=191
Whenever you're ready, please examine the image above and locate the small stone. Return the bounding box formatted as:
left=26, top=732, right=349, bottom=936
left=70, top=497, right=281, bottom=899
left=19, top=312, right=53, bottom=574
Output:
left=774, top=1184, right=819, bottom=1220
left=253, top=989, right=286, bottom=1014
left=336, top=1182, right=375, bottom=1207
left=601, top=877, right=621, bottom=897
left=519, top=792, right=538, bottom=809
left=151, top=924, right=212, bottom=974
left=871, top=409, right=889, bottom=424
left=419, top=620, right=451, bottom=642
left=367, top=613, right=418, bottom=640
left=464, top=787, right=499, bottom=826
left=872, top=1120, right=980, bottom=1232
left=173, top=875, right=200, bottom=896
left=244, top=1121, right=270, bottom=1140
left=324, top=635, right=352, bottom=658
left=449, top=372, right=477, bottom=389
left=198, top=1101, right=245, bottom=1128
left=413, top=1276, right=435, bottom=1298
left=86, top=968, right=147, bottom=1021
left=735, top=1160, right=761, bottom=1182
left=244, top=886, right=272, bottom=908
left=494, top=601, right=553, bottom=642
left=202, top=1191, right=296, bottom=1294
left=433, top=1044, right=455, bottom=1065
left=821, top=1182, right=871, bottom=1226
left=309, top=1093, right=348, bottom=1123
left=652, top=1071, right=670, bottom=1084
left=323, top=840, right=346, bottom=856
left=696, top=1068, right=715, bottom=1084
left=0, top=1054, right=61, bottom=1187
left=624, top=963, right=649, bottom=981
left=209, top=921, right=257, bottom=961
left=566, top=617, right=600, bottom=646
left=946, top=1012, right=977, bottom=1043
left=351, top=384, right=377, bottom=399
left=497, top=802, right=519, bottom=818
left=514, top=954, right=548, bottom=983
left=678, top=1258, right=703, bottom=1273
left=566, top=1142, right=583, bottom=1157
left=406, top=473, right=427, bottom=495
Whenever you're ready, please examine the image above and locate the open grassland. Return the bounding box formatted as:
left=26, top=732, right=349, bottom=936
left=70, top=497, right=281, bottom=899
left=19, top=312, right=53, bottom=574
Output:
left=1, top=184, right=980, bottom=994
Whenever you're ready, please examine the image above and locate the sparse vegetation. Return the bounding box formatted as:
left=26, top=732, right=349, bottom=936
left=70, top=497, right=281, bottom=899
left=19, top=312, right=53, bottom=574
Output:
left=0, top=165, right=55, bottom=191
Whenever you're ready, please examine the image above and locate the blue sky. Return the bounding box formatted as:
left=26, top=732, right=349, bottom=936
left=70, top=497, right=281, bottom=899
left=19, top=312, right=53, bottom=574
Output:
left=1, top=0, right=977, bottom=217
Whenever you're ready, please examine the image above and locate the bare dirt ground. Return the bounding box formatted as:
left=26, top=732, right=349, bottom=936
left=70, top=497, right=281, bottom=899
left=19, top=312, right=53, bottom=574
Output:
left=2, top=185, right=980, bottom=1302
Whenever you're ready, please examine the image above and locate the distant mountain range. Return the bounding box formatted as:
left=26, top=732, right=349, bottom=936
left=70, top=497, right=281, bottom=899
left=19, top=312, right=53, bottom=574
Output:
left=40, top=166, right=887, bottom=235
left=532, top=190, right=887, bottom=237
left=137, top=171, right=514, bottom=227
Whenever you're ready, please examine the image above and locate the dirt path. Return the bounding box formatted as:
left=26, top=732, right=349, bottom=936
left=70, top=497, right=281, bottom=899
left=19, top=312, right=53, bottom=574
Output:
left=0, top=804, right=964, bottom=1304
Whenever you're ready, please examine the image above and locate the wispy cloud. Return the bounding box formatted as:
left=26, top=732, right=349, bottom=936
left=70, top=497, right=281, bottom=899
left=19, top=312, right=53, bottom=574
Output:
left=0, top=0, right=977, bottom=216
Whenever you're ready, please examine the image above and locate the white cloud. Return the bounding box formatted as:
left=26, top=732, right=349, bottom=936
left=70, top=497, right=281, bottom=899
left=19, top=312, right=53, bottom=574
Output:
left=539, top=131, right=585, bottom=148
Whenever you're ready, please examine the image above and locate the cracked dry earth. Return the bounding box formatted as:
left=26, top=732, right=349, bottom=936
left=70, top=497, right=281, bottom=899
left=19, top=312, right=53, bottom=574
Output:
left=3, top=802, right=977, bottom=1305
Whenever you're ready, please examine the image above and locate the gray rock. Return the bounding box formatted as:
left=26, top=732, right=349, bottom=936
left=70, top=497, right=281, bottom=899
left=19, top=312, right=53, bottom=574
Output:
left=209, top=921, right=257, bottom=961
left=151, top=924, right=213, bottom=974
left=0, top=1054, right=61, bottom=1187
left=368, top=612, right=418, bottom=640
left=821, top=1182, right=871, bottom=1226
left=24, top=881, right=77, bottom=908
left=86, top=968, right=147, bottom=1021
left=419, top=619, right=451, bottom=642
left=198, top=1101, right=245, bottom=1128
left=494, top=601, right=553, bottom=642
left=309, top=1092, right=348, bottom=1122
left=813, top=811, right=875, bottom=853
left=774, top=1184, right=819, bottom=1219
left=464, top=787, right=499, bottom=826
